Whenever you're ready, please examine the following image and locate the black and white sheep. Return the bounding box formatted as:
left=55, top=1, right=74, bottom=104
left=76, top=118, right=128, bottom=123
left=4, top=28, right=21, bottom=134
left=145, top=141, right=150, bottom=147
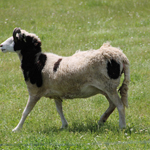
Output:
left=0, top=28, right=130, bottom=132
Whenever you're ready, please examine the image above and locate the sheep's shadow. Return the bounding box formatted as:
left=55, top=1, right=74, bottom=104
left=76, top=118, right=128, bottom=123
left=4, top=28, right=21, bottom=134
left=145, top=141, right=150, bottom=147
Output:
left=39, top=120, right=134, bottom=135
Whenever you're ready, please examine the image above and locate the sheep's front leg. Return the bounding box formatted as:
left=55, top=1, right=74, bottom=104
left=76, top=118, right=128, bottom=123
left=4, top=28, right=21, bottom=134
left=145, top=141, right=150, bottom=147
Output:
left=54, top=98, right=68, bottom=129
left=12, top=96, right=40, bottom=132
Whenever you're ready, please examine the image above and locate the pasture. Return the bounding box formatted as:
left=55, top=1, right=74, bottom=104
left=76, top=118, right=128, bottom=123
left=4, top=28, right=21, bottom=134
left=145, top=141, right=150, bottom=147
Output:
left=0, top=0, right=150, bottom=149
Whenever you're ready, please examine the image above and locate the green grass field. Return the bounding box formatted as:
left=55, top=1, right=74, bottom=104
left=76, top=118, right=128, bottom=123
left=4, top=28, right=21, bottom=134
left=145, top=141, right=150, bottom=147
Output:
left=0, top=0, right=150, bottom=149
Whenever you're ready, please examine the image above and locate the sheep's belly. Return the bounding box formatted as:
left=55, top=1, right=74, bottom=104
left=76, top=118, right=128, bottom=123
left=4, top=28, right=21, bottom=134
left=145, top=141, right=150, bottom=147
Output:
left=60, top=85, right=100, bottom=99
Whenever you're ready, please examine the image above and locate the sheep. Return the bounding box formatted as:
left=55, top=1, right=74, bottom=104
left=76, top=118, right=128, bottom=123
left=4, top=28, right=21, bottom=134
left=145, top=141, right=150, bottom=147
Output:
left=0, top=27, right=130, bottom=132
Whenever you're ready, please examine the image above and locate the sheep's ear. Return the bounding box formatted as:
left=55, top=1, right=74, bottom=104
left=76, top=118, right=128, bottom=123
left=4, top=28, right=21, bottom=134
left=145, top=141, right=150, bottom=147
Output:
left=22, top=34, right=26, bottom=42
left=16, top=33, right=23, bottom=41
left=13, top=27, right=21, bottom=42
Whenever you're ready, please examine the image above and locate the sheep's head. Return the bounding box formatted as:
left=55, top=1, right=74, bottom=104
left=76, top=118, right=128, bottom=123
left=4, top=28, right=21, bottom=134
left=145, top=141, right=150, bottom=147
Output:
left=0, top=27, right=42, bottom=54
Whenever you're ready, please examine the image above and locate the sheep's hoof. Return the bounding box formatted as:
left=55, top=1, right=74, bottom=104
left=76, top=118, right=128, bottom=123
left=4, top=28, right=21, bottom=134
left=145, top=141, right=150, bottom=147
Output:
left=119, top=122, right=126, bottom=129
left=61, top=124, right=68, bottom=129
left=119, top=126, right=126, bottom=130
left=98, top=119, right=106, bottom=125
left=12, top=127, right=22, bottom=132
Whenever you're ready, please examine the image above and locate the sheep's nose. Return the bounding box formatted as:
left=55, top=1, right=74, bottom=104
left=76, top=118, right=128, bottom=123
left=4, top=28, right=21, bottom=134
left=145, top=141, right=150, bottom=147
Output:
left=0, top=44, right=2, bottom=47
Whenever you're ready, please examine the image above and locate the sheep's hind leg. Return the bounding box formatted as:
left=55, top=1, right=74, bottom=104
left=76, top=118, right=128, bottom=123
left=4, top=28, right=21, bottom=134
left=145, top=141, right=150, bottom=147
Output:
left=107, top=91, right=126, bottom=129
left=12, top=96, right=40, bottom=132
left=54, top=98, right=68, bottom=129
left=98, top=95, right=116, bottom=126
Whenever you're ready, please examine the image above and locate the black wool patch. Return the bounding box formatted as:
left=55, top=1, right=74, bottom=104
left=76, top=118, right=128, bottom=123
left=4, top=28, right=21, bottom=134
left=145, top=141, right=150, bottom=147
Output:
left=22, top=53, right=47, bottom=87
left=53, top=58, right=62, bottom=72
left=29, top=53, right=47, bottom=87
left=107, top=59, right=120, bottom=79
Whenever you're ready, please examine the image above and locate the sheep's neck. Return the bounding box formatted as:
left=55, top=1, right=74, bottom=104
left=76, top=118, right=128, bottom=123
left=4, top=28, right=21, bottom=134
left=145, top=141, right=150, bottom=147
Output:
left=18, top=51, right=47, bottom=87
left=16, top=51, right=23, bottom=62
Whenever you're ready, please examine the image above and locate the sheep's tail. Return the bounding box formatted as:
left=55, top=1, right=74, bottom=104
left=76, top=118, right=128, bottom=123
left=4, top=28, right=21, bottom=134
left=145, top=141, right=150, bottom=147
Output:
left=119, top=62, right=130, bottom=108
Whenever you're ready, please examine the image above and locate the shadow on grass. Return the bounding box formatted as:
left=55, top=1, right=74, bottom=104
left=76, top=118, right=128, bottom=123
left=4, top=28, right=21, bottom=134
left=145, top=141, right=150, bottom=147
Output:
left=39, top=119, right=134, bottom=135
left=68, top=120, right=121, bottom=134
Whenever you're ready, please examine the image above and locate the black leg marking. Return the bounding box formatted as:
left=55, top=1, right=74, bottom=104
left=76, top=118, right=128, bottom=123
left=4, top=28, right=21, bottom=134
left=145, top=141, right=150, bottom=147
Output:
left=107, top=59, right=120, bottom=79
left=53, top=58, right=62, bottom=72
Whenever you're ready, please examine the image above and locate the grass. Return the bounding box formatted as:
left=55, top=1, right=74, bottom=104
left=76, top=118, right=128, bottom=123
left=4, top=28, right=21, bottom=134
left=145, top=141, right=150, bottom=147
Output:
left=0, top=0, right=150, bottom=149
